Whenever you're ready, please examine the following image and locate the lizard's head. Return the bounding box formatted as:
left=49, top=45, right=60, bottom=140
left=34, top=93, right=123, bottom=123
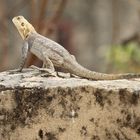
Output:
left=12, top=15, right=36, bottom=40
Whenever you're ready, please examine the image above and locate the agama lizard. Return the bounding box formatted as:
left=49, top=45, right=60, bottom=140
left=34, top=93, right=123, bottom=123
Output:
left=12, top=15, right=140, bottom=80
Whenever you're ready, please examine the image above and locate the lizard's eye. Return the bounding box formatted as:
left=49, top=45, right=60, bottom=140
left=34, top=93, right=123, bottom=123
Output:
left=17, top=17, right=20, bottom=20
left=21, top=22, right=24, bottom=26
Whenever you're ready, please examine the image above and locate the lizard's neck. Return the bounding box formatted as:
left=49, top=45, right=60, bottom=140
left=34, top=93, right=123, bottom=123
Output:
left=20, top=28, right=37, bottom=40
left=15, top=24, right=37, bottom=40
left=25, top=32, right=37, bottom=50
left=24, top=30, right=37, bottom=40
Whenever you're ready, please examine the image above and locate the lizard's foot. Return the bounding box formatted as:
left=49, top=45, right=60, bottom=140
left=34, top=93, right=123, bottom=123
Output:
left=70, top=73, right=75, bottom=77
left=56, top=72, right=65, bottom=78
left=30, top=65, right=57, bottom=77
left=69, top=73, right=79, bottom=78
left=8, top=68, right=23, bottom=74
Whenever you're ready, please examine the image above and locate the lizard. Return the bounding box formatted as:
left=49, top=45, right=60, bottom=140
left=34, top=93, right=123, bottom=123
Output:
left=12, top=15, right=140, bottom=80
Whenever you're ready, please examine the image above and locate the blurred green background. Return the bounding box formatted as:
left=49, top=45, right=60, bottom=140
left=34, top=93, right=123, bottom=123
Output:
left=0, top=0, right=140, bottom=73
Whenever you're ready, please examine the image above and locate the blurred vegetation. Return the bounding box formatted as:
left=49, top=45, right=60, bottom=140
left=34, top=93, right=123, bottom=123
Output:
left=0, top=0, right=140, bottom=72
left=107, top=42, right=140, bottom=73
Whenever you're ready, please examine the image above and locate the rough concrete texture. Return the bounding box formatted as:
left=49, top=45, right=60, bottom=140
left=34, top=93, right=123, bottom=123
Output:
left=0, top=69, right=140, bottom=140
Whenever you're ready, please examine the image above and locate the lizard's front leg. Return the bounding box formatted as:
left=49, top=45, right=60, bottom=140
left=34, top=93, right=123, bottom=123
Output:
left=18, top=41, right=29, bottom=72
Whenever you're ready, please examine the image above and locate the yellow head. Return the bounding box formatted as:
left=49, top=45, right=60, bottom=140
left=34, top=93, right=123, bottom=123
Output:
left=12, top=15, right=37, bottom=40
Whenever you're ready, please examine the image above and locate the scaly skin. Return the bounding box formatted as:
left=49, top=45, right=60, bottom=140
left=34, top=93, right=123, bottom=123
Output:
left=12, top=15, right=140, bottom=80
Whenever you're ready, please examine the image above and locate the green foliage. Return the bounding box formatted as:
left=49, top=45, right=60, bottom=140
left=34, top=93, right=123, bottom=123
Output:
left=107, top=42, right=140, bottom=72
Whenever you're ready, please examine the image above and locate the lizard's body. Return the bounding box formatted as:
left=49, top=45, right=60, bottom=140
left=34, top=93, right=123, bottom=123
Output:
left=12, top=16, right=140, bottom=80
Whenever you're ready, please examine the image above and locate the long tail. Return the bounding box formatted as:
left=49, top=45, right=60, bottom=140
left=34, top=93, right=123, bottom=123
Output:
left=65, top=61, right=140, bottom=80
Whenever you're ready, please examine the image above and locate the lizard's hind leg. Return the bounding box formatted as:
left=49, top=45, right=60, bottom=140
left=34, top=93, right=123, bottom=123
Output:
left=42, top=57, right=55, bottom=72
left=30, top=55, right=56, bottom=76
left=41, top=55, right=56, bottom=76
